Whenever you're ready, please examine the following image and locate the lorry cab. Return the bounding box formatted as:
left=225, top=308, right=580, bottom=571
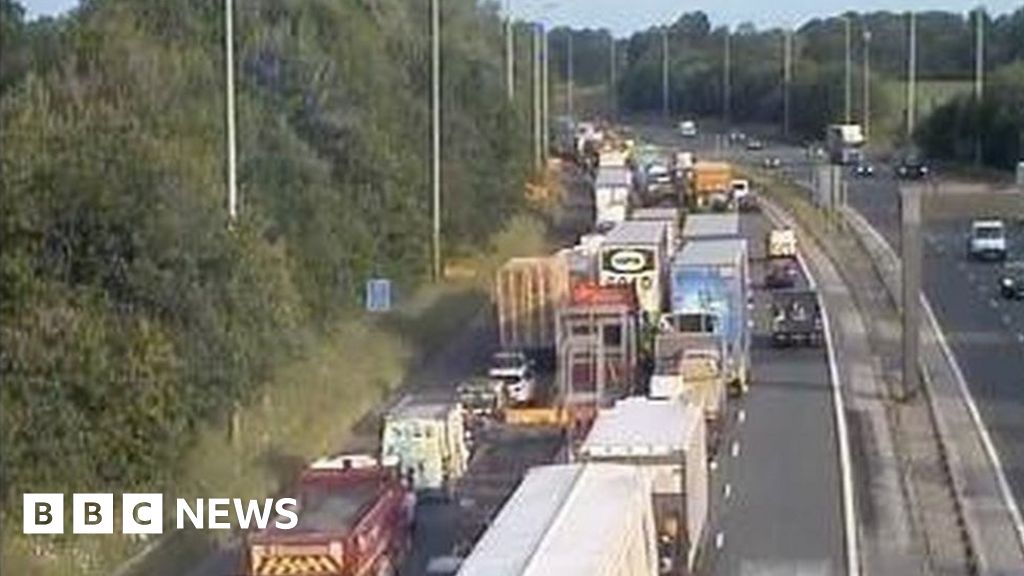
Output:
left=967, top=219, right=1008, bottom=261
left=730, top=179, right=752, bottom=211
left=381, top=396, right=469, bottom=498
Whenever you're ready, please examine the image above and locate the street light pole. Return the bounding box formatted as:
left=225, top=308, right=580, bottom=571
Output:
left=783, top=29, right=793, bottom=137
left=567, top=30, right=574, bottom=119
left=505, top=0, right=514, bottom=101
left=863, top=27, right=871, bottom=137
left=224, top=0, right=238, bottom=224
left=609, top=35, right=617, bottom=118
left=844, top=16, right=852, bottom=124
left=430, top=0, right=442, bottom=281
left=974, top=7, right=985, bottom=166
left=723, top=27, right=731, bottom=125
left=543, top=29, right=550, bottom=161
left=533, top=24, right=543, bottom=170
left=906, top=11, right=917, bottom=138
left=662, top=27, right=670, bottom=119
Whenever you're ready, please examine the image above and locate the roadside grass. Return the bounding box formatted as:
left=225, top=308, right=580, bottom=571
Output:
left=1, top=211, right=556, bottom=576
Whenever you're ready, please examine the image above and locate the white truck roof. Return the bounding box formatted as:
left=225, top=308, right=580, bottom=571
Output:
left=595, top=167, right=632, bottom=188
left=829, top=123, right=865, bottom=145
left=604, top=220, right=666, bottom=246
left=387, top=395, right=456, bottom=421
left=675, top=238, right=747, bottom=267
left=457, top=464, right=657, bottom=576
left=631, top=207, right=678, bottom=222
left=581, top=397, right=702, bottom=457
left=681, top=213, right=739, bottom=239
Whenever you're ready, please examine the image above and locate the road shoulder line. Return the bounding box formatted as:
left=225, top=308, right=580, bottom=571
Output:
left=760, top=198, right=861, bottom=576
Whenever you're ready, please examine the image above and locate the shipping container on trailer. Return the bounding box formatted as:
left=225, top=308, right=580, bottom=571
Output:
left=579, top=397, right=709, bottom=575
left=457, top=463, right=659, bottom=576
left=669, top=239, right=750, bottom=390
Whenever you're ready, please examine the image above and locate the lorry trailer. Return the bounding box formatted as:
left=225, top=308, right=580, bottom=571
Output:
left=599, top=220, right=670, bottom=321
left=457, top=463, right=659, bottom=576
left=580, top=397, right=709, bottom=574
left=669, top=239, right=750, bottom=390
left=594, top=166, right=632, bottom=229
left=681, top=213, right=740, bottom=242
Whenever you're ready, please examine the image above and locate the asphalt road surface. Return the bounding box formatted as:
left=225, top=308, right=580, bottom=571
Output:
left=699, top=123, right=1024, bottom=556
left=636, top=123, right=845, bottom=575
left=842, top=170, right=1024, bottom=533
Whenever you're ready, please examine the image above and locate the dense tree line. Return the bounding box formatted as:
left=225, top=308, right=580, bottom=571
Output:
left=555, top=7, right=1023, bottom=159
left=917, top=62, right=1024, bottom=170
left=1, top=0, right=529, bottom=528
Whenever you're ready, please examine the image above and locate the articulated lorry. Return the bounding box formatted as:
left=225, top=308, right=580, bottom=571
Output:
left=457, top=463, right=659, bottom=576
left=594, top=166, right=633, bottom=229
left=825, top=123, right=865, bottom=165
left=669, top=239, right=750, bottom=392
left=494, top=255, right=570, bottom=363
left=244, top=455, right=412, bottom=576
left=580, top=397, right=709, bottom=574
left=686, top=162, right=733, bottom=211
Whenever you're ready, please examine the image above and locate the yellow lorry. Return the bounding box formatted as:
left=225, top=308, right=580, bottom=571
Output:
left=688, top=162, right=733, bottom=211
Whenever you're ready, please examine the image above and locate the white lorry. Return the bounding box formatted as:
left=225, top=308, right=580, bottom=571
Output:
left=457, top=463, right=659, bottom=576
left=600, top=220, right=669, bottom=320
left=594, top=166, right=632, bottom=230
left=580, top=397, right=709, bottom=574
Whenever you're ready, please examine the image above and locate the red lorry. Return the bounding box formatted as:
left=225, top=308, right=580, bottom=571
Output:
left=244, top=454, right=413, bottom=576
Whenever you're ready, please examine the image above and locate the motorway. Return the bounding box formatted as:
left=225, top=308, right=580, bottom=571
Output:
left=180, top=127, right=849, bottom=576
left=641, top=125, right=845, bottom=575
left=842, top=167, right=1024, bottom=533
left=754, top=134, right=1024, bottom=532
left=705, top=208, right=844, bottom=575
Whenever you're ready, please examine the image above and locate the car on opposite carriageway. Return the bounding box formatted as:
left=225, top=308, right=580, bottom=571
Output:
left=999, top=262, right=1024, bottom=300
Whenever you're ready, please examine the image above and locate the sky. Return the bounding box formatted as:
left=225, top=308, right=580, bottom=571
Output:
left=21, top=0, right=1022, bottom=35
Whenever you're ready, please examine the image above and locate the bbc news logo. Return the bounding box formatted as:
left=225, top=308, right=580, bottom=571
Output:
left=23, top=494, right=298, bottom=535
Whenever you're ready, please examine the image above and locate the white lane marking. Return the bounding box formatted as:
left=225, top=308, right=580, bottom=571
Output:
left=724, top=483, right=733, bottom=500
left=773, top=202, right=860, bottom=576
left=920, top=295, right=1024, bottom=553
left=715, top=531, right=726, bottom=550
left=731, top=440, right=741, bottom=458
left=1002, top=315, right=1012, bottom=327
left=738, top=409, right=747, bottom=424
left=990, top=298, right=999, bottom=309
left=1017, top=333, right=1024, bottom=344
left=710, top=459, right=719, bottom=472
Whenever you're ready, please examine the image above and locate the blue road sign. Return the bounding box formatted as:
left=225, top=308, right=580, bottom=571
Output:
left=366, top=279, right=392, bottom=312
